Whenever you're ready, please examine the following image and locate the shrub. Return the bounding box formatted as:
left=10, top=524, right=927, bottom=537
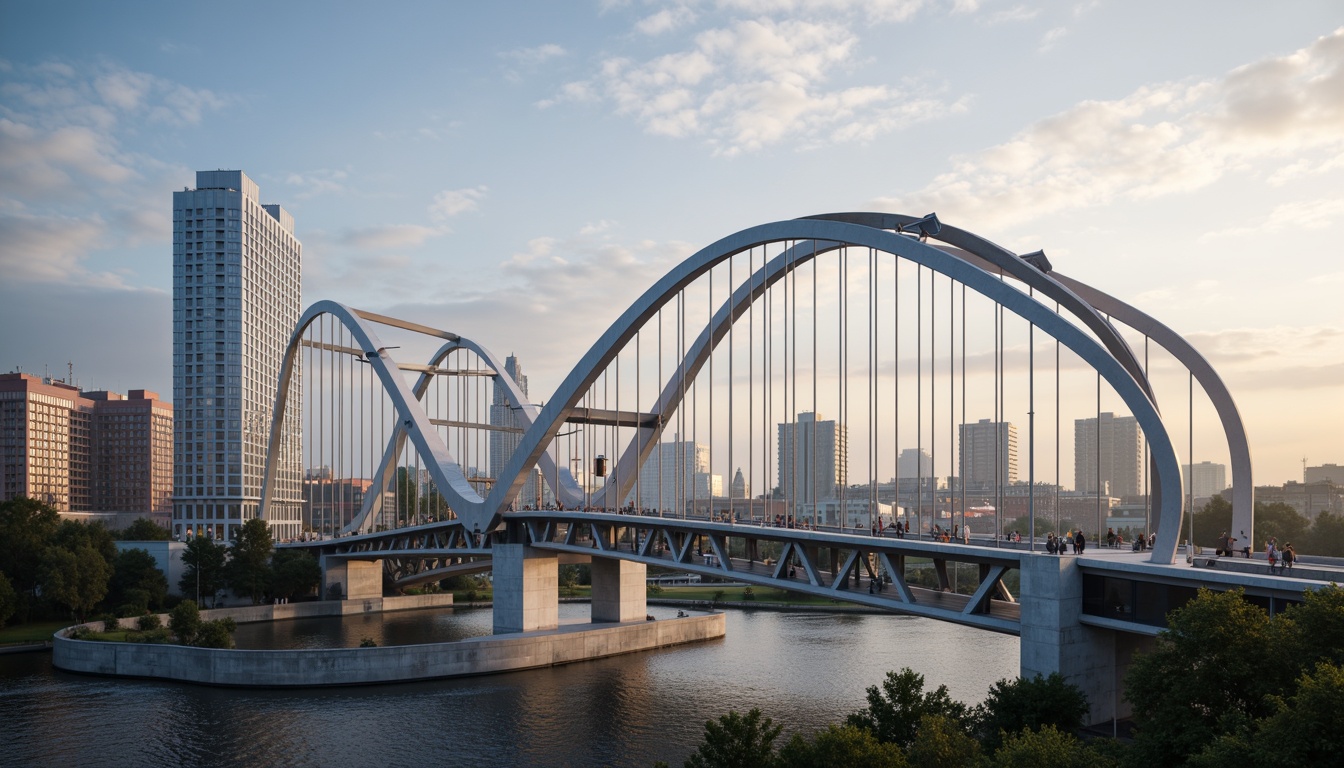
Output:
left=193, top=617, right=236, bottom=649
left=137, top=613, right=162, bottom=631
left=169, top=600, right=201, bottom=644
left=360, top=637, right=377, bottom=648
left=101, top=613, right=120, bottom=632
left=742, top=586, right=756, bottom=601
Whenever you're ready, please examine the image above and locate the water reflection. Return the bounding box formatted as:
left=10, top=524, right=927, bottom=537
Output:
left=3, top=606, right=1017, bottom=767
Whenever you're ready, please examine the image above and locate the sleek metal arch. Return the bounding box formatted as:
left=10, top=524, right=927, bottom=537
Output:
left=491, top=218, right=1186, bottom=563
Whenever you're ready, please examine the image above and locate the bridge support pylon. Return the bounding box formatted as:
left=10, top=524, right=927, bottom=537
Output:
left=493, top=531, right=559, bottom=634
left=591, top=558, right=647, bottom=623
left=322, top=557, right=383, bottom=601
left=1019, top=555, right=1151, bottom=726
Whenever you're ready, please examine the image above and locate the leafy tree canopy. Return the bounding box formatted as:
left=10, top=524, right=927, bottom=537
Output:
left=226, top=518, right=274, bottom=605
left=777, top=724, right=907, bottom=768
left=846, top=668, right=970, bottom=749
left=973, top=673, right=1089, bottom=751
left=684, top=708, right=782, bottom=768
left=270, top=549, right=321, bottom=600
left=179, top=535, right=228, bottom=607
left=0, top=497, right=61, bottom=594
left=119, top=517, right=170, bottom=541
left=109, top=547, right=169, bottom=612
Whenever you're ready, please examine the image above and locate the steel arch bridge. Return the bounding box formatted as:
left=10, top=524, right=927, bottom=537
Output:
left=261, top=213, right=1255, bottom=630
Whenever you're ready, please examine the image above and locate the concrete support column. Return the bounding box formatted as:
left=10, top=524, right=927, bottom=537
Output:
left=590, top=557, right=647, bottom=623
left=492, top=541, right=559, bottom=634
left=322, top=558, right=383, bottom=600
left=1020, top=554, right=1125, bottom=726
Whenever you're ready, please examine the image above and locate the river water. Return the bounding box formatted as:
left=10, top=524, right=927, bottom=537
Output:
left=0, top=605, right=1017, bottom=767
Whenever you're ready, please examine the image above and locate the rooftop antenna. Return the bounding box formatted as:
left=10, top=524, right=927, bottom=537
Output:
left=68, top=361, right=73, bottom=386
left=1303, top=456, right=1308, bottom=482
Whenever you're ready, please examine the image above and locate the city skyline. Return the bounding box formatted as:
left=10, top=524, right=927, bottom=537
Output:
left=1, top=3, right=1341, bottom=487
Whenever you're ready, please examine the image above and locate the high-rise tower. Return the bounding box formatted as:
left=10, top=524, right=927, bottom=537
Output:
left=958, top=418, right=1018, bottom=491
left=489, top=354, right=539, bottom=507
left=172, top=171, right=302, bottom=541
left=1074, top=412, right=1143, bottom=498
left=777, top=412, right=847, bottom=503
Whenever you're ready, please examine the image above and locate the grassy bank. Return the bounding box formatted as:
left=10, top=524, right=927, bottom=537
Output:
left=0, top=620, right=70, bottom=645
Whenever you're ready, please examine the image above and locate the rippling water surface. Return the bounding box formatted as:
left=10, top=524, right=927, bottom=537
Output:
left=0, top=605, right=1017, bottom=767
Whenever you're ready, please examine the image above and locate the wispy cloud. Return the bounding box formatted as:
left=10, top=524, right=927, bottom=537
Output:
left=543, top=11, right=967, bottom=155
left=429, top=186, right=487, bottom=219
left=872, top=27, right=1344, bottom=227
left=1198, top=197, right=1344, bottom=242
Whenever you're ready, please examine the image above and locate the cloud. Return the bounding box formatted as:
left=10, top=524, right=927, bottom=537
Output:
left=0, top=209, right=129, bottom=288
left=547, top=14, right=965, bottom=154
left=872, top=27, right=1344, bottom=227
left=0, top=59, right=233, bottom=291
left=983, top=5, right=1040, bottom=24
left=1198, top=197, right=1344, bottom=242
left=429, top=186, right=487, bottom=219
left=340, top=224, right=445, bottom=250
left=500, top=43, right=567, bottom=64
left=1038, top=26, right=1067, bottom=53
left=284, top=168, right=350, bottom=199
left=636, top=6, right=697, bottom=35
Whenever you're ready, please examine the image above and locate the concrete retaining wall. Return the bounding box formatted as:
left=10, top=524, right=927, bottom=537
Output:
left=52, top=607, right=724, bottom=687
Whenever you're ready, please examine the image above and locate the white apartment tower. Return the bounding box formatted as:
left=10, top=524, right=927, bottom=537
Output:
left=630, top=439, right=710, bottom=512
left=959, top=419, right=1018, bottom=491
left=777, top=412, right=847, bottom=503
left=489, top=354, right=540, bottom=507
left=1075, top=412, right=1143, bottom=498
left=172, top=170, right=302, bottom=541
left=1184, top=461, right=1227, bottom=499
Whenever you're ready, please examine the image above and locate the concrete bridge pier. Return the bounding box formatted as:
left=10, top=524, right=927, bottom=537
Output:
left=1019, top=554, right=1150, bottom=727
left=591, top=558, right=647, bottom=622
left=322, top=557, right=383, bottom=600
left=492, top=528, right=559, bottom=634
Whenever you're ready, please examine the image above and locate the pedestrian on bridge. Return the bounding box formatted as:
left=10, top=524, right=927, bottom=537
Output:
left=1074, top=529, right=1086, bottom=554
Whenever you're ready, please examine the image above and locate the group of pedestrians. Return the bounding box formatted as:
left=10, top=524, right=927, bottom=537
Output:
left=1045, top=530, right=1087, bottom=554
left=1265, top=537, right=1297, bottom=575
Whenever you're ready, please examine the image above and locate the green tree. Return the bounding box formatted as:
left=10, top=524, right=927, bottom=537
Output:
left=53, top=518, right=117, bottom=565
left=0, top=497, right=61, bottom=604
left=169, top=600, right=202, bottom=644
left=193, top=617, right=237, bottom=649
left=179, top=535, right=228, bottom=607
left=118, top=517, right=170, bottom=541
left=270, top=549, right=321, bottom=600
left=846, top=668, right=970, bottom=749
left=225, top=518, right=274, bottom=604
left=1253, top=501, right=1310, bottom=551
left=1188, top=661, right=1344, bottom=767
left=776, top=724, right=907, bottom=768
left=684, top=708, right=782, bottom=768
left=904, top=714, right=979, bottom=768
left=108, top=547, right=169, bottom=613
left=990, top=725, right=1115, bottom=768
left=1308, top=510, right=1344, bottom=556
left=0, top=571, right=16, bottom=629
left=1278, top=583, right=1344, bottom=667
left=1191, top=495, right=1232, bottom=549
left=973, top=673, right=1089, bottom=751
left=1124, top=588, right=1293, bottom=767
left=38, top=542, right=111, bottom=623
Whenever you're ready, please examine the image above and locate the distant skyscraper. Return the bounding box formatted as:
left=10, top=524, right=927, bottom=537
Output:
left=172, top=171, right=302, bottom=541
left=1075, top=412, right=1142, bottom=498
left=897, top=448, right=933, bottom=481
left=630, top=438, right=709, bottom=512
left=1306, top=463, right=1344, bottom=485
left=959, top=419, right=1018, bottom=490
left=730, top=467, right=749, bottom=499
left=777, top=412, right=847, bottom=502
left=490, top=354, right=539, bottom=507
left=1184, top=461, right=1227, bottom=499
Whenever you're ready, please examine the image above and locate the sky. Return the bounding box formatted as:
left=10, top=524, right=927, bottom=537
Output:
left=1, top=0, right=1341, bottom=488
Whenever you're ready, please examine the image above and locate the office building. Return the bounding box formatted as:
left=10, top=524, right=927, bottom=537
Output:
left=958, top=419, right=1018, bottom=490
left=777, top=412, right=847, bottom=502
left=1074, top=412, right=1142, bottom=498
left=172, top=170, right=302, bottom=541
left=0, top=372, right=172, bottom=524
left=897, top=448, right=932, bottom=481
left=630, top=438, right=710, bottom=512
left=490, top=354, right=540, bottom=507
left=1183, top=461, right=1227, bottom=500
left=1305, top=463, right=1344, bottom=485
